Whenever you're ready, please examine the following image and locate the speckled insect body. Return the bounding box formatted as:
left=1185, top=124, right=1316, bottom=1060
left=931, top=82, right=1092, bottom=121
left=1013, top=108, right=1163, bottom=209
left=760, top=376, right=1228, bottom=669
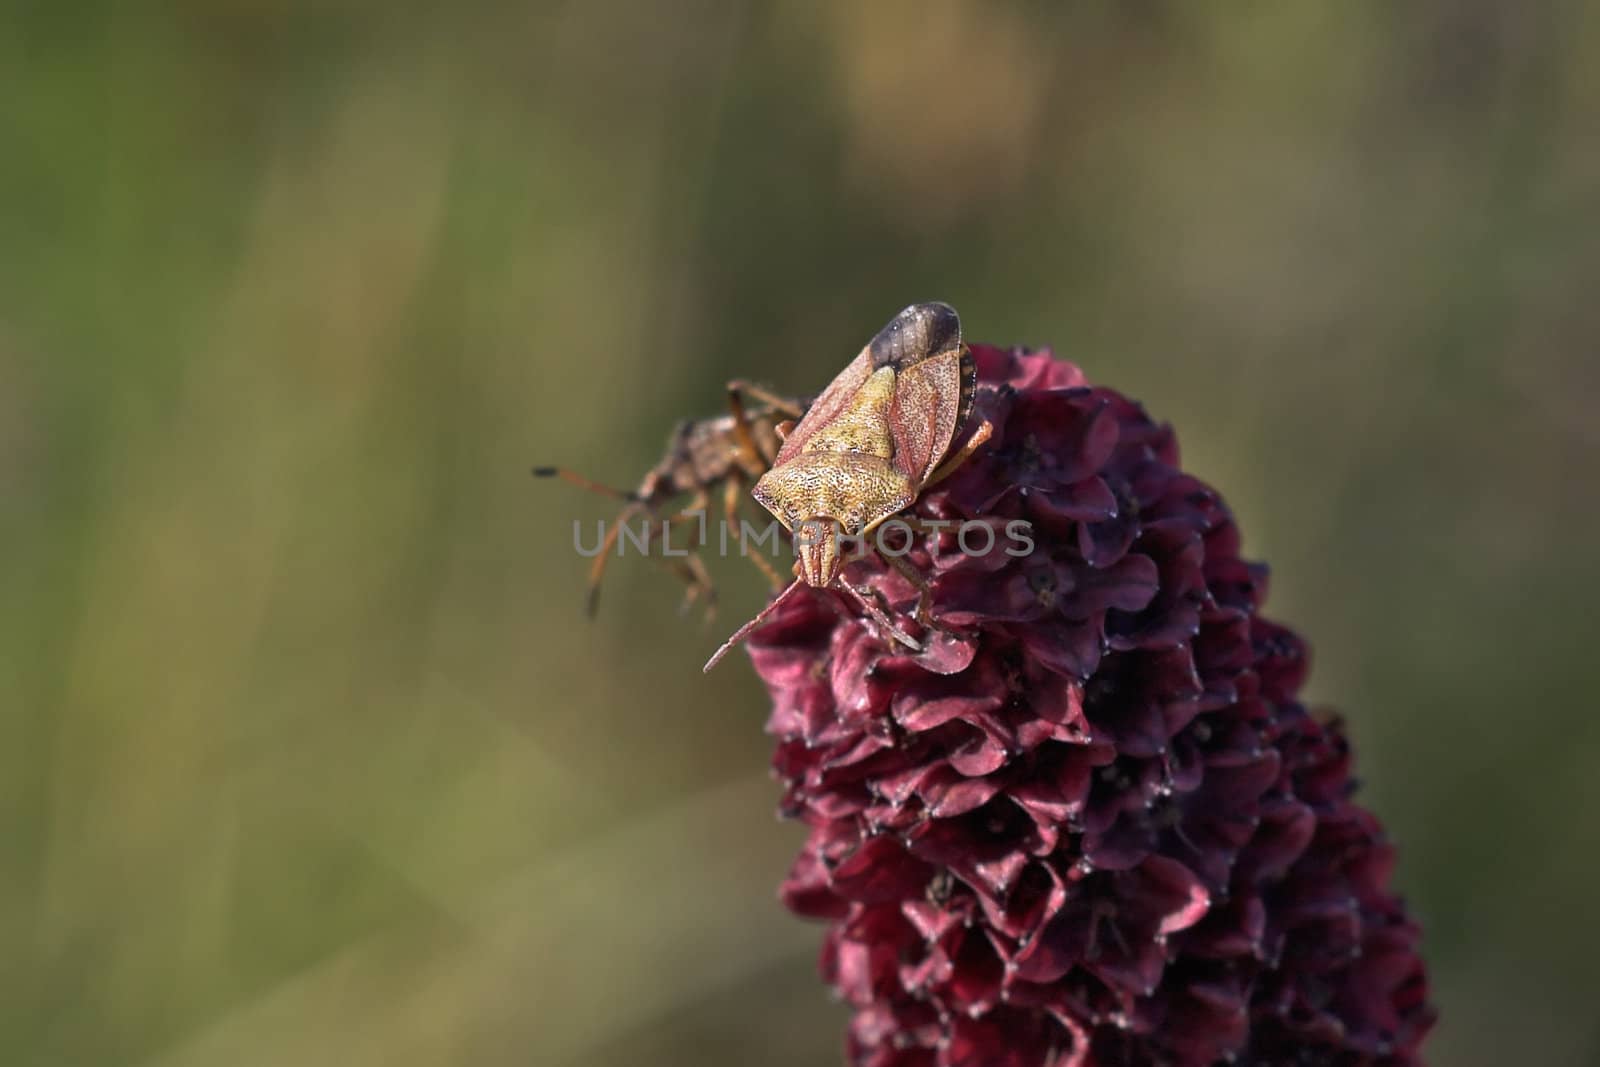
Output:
left=752, top=302, right=979, bottom=588
left=705, top=303, right=993, bottom=671
left=537, top=382, right=807, bottom=618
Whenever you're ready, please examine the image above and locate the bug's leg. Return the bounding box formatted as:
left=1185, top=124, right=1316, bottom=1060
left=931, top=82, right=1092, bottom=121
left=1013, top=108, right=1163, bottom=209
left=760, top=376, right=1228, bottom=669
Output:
left=657, top=490, right=717, bottom=618
left=661, top=550, right=717, bottom=620
left=773, top=420, right=795, bottom=441
left=744, top=539, right=786, bottom=591
left=923, top=418, right=995, bottom=489
left=874, top=547, right=940, bottom=629
left=538, top=464, right=650, bottom=617
left=532, top=466, right=636, bottom=501
left=883, top=513, right=947, bottom=543
left=727, top=379, right=806, bottom=418
left=728, top=380, right=806, bottom=465
left=682, top=552, right=717, bottom=620
left=585, top=500, right=646, bottom=617
left=837, top=575, right=922, bottom=652
left=725, top=387, right=768, bottom=471
left=723, top=474, right=785, bottom=590
left=726, top=383, right=800, bottom=470
left=660, top=489, right=711, bottom=542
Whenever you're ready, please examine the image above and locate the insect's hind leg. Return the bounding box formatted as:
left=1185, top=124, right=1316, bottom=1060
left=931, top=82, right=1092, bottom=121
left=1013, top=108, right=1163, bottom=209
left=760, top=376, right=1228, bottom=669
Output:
left=584, top=500, right=644, bottom=617
left=923, top=418, right=995, bottom=489
left=870, top=518, right=970, bottom=634
left=873, top=545, right=943, bottom=630
left=837, top=575, right=922, bottom=653
left=722, top=475, right=785, bottom=590
left=584, top=492, right=709, bottom=617
left=661, top=549, right=718, bottom=620
left=727, top=380, right=805, bottom=466
left=727, top=379, right=806, bottom=418
left=725, top=387, right=777, bottom=469
left=653, top=490, right=720, bottom=619
left=535, top=464, right=647, bottom=617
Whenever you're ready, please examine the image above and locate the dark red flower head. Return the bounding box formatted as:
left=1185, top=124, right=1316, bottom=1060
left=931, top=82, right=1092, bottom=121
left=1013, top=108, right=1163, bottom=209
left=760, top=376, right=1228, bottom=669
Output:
left=747, top=347, right=1433, bottom=1066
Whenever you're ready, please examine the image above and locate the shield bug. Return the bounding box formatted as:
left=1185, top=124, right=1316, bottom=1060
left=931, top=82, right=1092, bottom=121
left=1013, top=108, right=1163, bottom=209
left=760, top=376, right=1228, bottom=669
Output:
left=703, top=302, right=994, bottom=671
left=536, top=381, right=808, bottom=617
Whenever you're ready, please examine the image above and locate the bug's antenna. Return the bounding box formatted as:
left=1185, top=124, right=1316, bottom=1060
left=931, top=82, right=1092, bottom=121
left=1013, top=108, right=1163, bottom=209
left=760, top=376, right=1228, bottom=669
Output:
left=703, top=578, right=804, bottom=672
left=531, top=466, right=638, bottom=502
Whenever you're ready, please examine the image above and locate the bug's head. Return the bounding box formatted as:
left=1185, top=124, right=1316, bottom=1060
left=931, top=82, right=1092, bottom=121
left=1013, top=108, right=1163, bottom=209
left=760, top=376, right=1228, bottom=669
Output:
left=793, top=517, right=846, bottom=587
left=753, top=464, right=884, bottom=588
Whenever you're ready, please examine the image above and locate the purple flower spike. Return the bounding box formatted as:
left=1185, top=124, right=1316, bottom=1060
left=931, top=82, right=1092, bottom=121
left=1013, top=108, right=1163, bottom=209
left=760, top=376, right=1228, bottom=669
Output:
left=748, top=346, right=1434, bottom=1066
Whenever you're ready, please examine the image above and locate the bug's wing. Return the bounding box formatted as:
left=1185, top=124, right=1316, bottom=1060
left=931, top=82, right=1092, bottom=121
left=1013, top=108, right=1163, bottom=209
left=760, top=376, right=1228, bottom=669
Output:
left=888, top=345, right=967, bottom=484
left=868, top=303, right=962, bottom=372
left=871, top=303, right=973, bottom=483
left=952, top=344, right=976, bottom=440
left=772, top=346, right=876, bottom=464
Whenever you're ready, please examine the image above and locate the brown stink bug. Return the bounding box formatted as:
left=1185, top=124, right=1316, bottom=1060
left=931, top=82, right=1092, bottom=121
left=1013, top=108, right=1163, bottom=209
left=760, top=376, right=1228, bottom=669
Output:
left=536, top=381, right=809, bottom=617
left=703, top=302, right=994, bottom=671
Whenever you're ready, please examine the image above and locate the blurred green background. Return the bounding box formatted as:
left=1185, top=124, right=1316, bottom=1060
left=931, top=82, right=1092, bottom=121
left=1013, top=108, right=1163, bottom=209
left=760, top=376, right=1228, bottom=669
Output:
left=2, top=2, right=1597, bottom=1065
